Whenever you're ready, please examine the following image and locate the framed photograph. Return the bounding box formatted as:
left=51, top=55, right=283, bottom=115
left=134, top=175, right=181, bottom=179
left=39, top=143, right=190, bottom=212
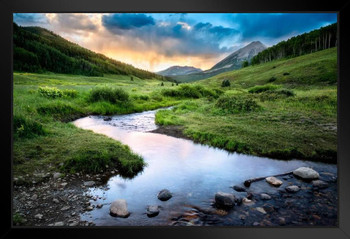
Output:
left=1, top=0, right=349, bottom=238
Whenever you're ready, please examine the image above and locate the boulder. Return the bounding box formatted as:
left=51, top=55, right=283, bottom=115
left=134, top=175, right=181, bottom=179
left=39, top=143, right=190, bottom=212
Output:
left=265, top=176, right=283, bottom=187
left=110, top=199, right=130, bottom=218
left=293, top=167, right=319, bottom=180
left=215, top=192, right=235, bottom=208
left=285, top=185, right=300, bottom=193
left=157, top=189, right=172, bottom=201
left=146, top=205, right=160, bottom=217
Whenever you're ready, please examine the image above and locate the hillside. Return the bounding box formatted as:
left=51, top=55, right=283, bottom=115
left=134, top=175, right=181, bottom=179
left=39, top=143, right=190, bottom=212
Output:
left=13, top=23, right=166, bottom=80
left=251, top=23, right=337, bottom=65
left=171, top=41, right=266, bottom=83
left=198, top=47, right=337, bottom=89
left=155, top=47, right=337, bottom=162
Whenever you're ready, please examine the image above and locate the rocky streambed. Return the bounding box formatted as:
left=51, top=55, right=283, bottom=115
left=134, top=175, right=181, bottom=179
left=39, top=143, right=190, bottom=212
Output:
left=13, top=108, right=338, bottom=227
left=169, top=167, right=337, bottom=226
left=13, top=165, right=337, bottom=227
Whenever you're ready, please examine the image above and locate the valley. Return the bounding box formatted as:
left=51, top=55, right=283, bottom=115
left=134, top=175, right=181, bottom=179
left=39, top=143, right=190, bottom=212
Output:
left=12, top=18, right=338, bottom=227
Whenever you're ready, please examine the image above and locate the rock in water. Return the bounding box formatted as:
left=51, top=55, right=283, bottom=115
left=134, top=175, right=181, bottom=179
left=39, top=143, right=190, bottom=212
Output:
left=285, top=185, right=300, bottom=193
left=110, top=199, right=130, bottom=218
left=146, top=205, right=160, bottom=217
left=157, top=189, right=172, bottom=201
left=293, top=167, right=319, bottom=180
left=215, top=192, right=235, bottom=208
left=260, top=193, right=272, bottom=200
left=265, top=177, right=283, bottom=187
left=233, top=185, right=246, bottom=192
left=312, top=180, right=329, bottom=189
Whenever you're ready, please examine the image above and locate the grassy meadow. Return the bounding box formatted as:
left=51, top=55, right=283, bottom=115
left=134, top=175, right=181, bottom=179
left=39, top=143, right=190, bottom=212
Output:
left=155, top=48, right=337, bottom=162
left=13, top=73, right=179, bottom=183
left=13, top=47, right=337, bottom=184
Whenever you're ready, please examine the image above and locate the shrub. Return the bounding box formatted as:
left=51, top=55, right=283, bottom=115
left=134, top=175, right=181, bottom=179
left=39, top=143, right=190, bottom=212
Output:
left=259, top=89, right=295, bottom=101
left=215, top=96, right=260, bottom=113
left=62, top=89, right=78, bottom=98
left=13, top=115, right=46, bottom=139
left=89, top=87, right=129, bottom=104
left=268, top=76, right=277, bottom=82
left=161, top=85, right=218, bottom=99
left=248, top=84, right=279, bottom=94
left=62, top=146, right=144, bottom=177
left=38, top=86, right=63, bottom=98
left=37, top=102, right=82, bottom=121
left=242, top=61, right=249, bottom=68
left=283, top=72, right=290, bottom=76
left=221, top=79, right=231, bottom=87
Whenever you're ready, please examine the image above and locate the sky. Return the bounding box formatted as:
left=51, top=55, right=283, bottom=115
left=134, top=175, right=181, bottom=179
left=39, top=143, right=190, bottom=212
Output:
left=13, top=13, right=337, bottom=72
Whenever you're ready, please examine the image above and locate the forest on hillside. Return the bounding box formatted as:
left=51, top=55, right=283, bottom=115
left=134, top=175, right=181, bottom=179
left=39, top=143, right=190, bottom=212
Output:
left=251, top=23, right=337, bottom=65
left=13, top=23, right=167, bottom=80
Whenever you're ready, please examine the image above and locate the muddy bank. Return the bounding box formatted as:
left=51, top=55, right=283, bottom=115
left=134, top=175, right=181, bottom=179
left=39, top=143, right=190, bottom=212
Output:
left=13, top=168, right=119, bottom=227
left=149, top=125, right=191, bottom=140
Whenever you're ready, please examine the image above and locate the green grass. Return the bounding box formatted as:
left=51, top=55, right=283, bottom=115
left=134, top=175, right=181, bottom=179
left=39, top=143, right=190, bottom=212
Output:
left=13, top=73, right=180, bottom=181
left=155, top=48, right=337, bottom=162
left=13, top=47, right=338, bottom=183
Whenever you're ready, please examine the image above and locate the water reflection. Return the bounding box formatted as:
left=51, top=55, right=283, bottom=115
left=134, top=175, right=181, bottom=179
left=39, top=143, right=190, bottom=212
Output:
left=73, top=109, right=337, bottom=226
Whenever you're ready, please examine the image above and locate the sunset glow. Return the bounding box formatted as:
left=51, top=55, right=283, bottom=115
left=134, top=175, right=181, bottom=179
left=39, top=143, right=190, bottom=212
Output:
left=13, top=13, right=337, bottom=72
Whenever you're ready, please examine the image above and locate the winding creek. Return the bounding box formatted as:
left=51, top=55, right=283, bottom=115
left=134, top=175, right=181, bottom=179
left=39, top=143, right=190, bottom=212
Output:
left=73, top=108, right=337, bottom=226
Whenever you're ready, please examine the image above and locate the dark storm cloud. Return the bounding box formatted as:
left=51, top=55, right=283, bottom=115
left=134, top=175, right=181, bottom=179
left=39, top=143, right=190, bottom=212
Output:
left=13, top=13, right=48, bottom=26
left=102, top=13, right=155, bottom=30
left=103, top=15, right=240, bottom=57
left=228, top=13, right=337, bottom=42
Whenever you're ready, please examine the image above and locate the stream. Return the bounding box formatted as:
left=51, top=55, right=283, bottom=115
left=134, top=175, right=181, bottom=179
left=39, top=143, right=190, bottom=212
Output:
left=73, top=108, right=337, bottom=226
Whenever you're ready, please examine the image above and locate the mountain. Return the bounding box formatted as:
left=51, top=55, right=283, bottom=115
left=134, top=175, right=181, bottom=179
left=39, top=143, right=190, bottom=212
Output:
left=13, top=23, right=166, bottom=80
left=171, top=41, right=266, bottom=82
left=208, top=41, right=266, bottom=73
left=157, top=66, right=203, bottom=76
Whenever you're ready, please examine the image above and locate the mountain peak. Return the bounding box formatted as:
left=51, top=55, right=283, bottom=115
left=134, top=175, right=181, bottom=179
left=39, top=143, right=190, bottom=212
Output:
left=208, top=41, right=267, bottom=72
left=157, top=65, right=203, bottom=76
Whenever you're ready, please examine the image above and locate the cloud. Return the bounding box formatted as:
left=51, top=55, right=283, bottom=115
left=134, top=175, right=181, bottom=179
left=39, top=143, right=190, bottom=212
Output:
left=46, top=13, right=97, bottom=32
left=102, top=13, right=155, bottom=30
left=226, top=13, right=337, bottom=45
left=102, top=15, right=240, bottom=58
left=12, top=13, right=338, bottom=71
left=13, top=13, right=48, bottom=26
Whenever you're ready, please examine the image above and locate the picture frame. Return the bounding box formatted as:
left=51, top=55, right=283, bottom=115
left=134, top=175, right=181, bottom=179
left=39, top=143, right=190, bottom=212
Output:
left=1, top=0, right=349, bottom=238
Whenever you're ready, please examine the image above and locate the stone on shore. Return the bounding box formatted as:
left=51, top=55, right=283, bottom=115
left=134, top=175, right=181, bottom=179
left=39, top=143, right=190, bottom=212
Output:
left=215, top=192, right=235, bottom=208
left=312, top=180, right=329, bottom=189
left=110, top=199, right=130, bottom=218
left=293, top=167, right=319, bottom=180
left=83, top=181, right=96, bottom=187
left=53, top=173, right=62, bottom=180
left=157, top=189, right=172, bottom=201
left=265, top=176, right=283, bottom=187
